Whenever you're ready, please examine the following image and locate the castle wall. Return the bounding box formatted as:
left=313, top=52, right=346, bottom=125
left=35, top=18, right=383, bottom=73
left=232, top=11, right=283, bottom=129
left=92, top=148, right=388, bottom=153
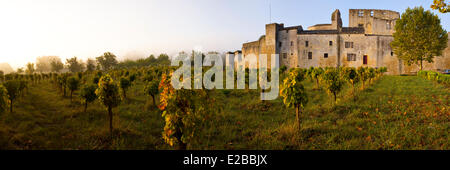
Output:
left=349, top=9, right=399, bottom=35
left=239, top=9, right=449, bottom=75
left=297, top=34, right=339, bottom=68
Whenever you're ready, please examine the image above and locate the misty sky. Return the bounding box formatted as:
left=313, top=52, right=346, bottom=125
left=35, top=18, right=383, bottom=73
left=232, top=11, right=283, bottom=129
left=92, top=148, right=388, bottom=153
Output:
left=0, top=0, right=448, bottom=69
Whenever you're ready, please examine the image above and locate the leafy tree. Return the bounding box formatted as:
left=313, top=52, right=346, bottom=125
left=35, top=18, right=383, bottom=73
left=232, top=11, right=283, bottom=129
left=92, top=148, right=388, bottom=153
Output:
left=36, top=56, right=60, bottom=73
left=357, top=67, right=368, bottom=89
left=119, top=77, right=131, bottom=100
left=321, top=68, right=344, bottom=103
left=96, top=52, right=118, bottom=71
left=66, top=57, right=84, bottom=73
left=80, top=84, right=97, bottom=112
left=26, top=63, right=35, bottom=75
left=144, top=79, right=159, bottom=106
left=67, top=77, right=80, bottom=101
left=16, top=68, right=24, bottom=74
left=367, top=67, right=376, bottom=84
left=311, top=67, right=324, bottom=89
left=59, top=74, right=69, bottom=96
left=391, top=6, right=448, bottom=70
left=86, top=58, right=96, bottom=72
left=431, top=0, right=449, bottom=13
left=0, top=71, right=4, bottom=82
left=95, top=74, right=121, bottom=134
left=158, top=73, right=214, bottom=150
left=3, top=80, right=21, bottom=112
left=280, top=69, right=308, bottom=129
left=0, top=85, right=8, bottom=113
left=157, top=54, right=171, bottom=66
left=342, top=67, right=359, bottom=100
left=50, top=58, right=64, bottom=73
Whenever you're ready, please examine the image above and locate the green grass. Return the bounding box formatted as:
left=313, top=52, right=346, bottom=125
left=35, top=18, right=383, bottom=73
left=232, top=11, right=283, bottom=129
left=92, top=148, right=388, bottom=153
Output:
left=0, top=75, right=448, bottom=150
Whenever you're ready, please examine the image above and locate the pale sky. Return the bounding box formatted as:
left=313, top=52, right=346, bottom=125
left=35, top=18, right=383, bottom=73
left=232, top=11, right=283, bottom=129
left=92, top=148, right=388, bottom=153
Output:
left=0, top=0, right=448, bottom=69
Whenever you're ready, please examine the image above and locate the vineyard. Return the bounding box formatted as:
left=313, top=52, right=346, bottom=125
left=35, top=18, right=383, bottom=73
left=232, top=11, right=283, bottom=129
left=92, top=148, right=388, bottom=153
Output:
left=0, top=66, right=448, bottom=150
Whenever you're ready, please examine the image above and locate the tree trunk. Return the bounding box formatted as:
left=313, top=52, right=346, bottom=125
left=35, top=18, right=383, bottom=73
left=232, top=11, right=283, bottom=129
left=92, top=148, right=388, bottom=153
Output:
left=10, top=99, right=13, bottom=113
left=333, top=92, right=337, bottom=102
left=295, top=106, right=301, bottom=129
left=420, top=59, right=423, bottom=71
left=316, top=78, right=319, bottom=89
left=151, top=95, right=156, bottom=106
left=352, top=82, right=356, bottom=101
left=108, top=106, right=113, bottom=135
left=70, top=91, right=73, bottom=102
left=123, top=90, right=127, bottom=100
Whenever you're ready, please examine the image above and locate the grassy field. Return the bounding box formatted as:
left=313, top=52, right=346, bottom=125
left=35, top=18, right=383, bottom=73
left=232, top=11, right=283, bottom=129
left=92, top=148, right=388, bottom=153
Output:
left=0, top=75, right=448, bottom=150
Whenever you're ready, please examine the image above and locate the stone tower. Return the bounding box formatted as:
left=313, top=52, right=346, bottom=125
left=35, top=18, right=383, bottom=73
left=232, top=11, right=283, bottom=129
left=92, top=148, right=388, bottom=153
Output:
left=331, top=9, right=342, bottom=30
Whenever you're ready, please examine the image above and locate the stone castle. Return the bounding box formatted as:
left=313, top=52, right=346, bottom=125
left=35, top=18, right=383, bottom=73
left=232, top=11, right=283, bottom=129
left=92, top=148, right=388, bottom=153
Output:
left=226, top=9, right=450, bottom=75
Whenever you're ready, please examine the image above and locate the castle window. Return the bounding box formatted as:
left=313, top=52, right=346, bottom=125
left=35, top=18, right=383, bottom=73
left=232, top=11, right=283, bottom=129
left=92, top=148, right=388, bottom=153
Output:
left=305, top=41, right=309, bottom=47
left=358, top=24, right=364, bottom=27
left=291, top=41, right=293, bottom=46
left=358, top=10, right=364, bottom=17
left=345, top=42, right=354, bottom=48
left=391, top=51, right=394, bottom=56
left=370, top=11, right=374, bottom=17
left=282, top=53, right=287, bottom=59
left=329, top=41, right=333, bottom=46
left=291, top=53, right=294, bottom=56
left=347, top=53, right=356, bottom=61
left=308, top=52, right=312, bottom=59
left=386, top=21, right=391, bottom=30
left=324, top=53, right=328, bottom=58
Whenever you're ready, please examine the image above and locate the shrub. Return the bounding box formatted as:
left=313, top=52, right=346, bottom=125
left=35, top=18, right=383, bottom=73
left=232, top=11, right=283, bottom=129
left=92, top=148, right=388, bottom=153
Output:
left=144, top=80, right=160, bottom=107
left=280, top=69, right=308, bottom=129
left=321, top=68, right=344, bottom=103
left=80, top=84, right=97, bottom=112
left=67, top=77, right=80, bottom=101
left=3, top=80, right=21, bottom=112
left=95, top=74, right=121, bottom=135
left=119, top=77, right=131, bottom=100
left=0, top=85, right=8, bottom=113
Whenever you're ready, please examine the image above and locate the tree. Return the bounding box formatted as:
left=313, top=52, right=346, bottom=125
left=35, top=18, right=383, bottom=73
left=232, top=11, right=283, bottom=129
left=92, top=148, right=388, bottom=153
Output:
left=26, top=63, right=35, bottom=75
left=311, top=67, right=324, bottom=89
left=96, top=52, right=118, bottom=71
left=95, top=74, right=121, bottom=135
left=3, top=80, right=21, bottom=112
left=86, top=58, right=96, bottom=72
left=158, top=73, right=214, bottom=150
left=66, top=57, right=84, bottom=73
left=357, top=67, right=368, bottom=89
left=391, top=6, right=448, bottom=71
left=80, top=84, right=97, bottom=112
left=280, top=69, right=308, bottom=129
left=67, top=77, right=80, bottom=101
left=321, top=68, right=344, bottom=103
left=0, top=71, right=4, bottom=82
left=36, top=56, right=60, bottom=73
left=119, top=77, right=131, bottom=100
left=157, top=54, right=171, bottom=66
left=367, top=67, right=376, bottom=84
left=16, top=68, right=24, bottom=74
left=144, top=79, right=159, bottom=106
left=50, top=58, right=64, bottom=73
left=0, top=84, right=8, bottom=113
left=431, top=0, right=449, bottom=13
left=342, top=67, right=359, bottom=100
